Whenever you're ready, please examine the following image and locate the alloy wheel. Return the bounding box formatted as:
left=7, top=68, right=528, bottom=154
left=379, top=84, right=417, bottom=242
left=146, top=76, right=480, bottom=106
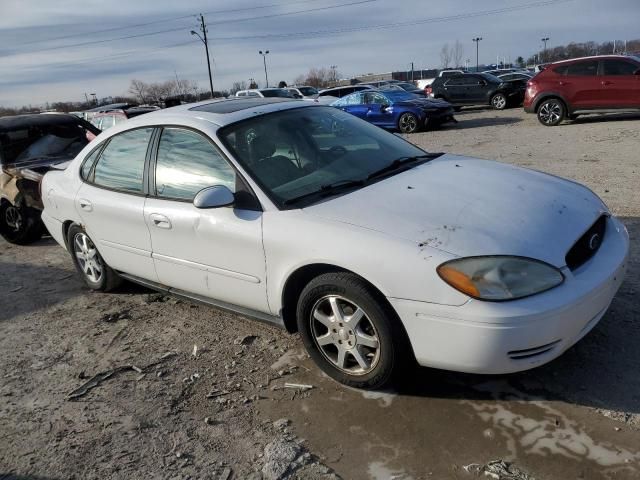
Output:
left=399, top=114, right=418, bottom=133
left=492, top=94, right=506, bottom=109
left=73, top=232, right=102, bottom=283
left=4, top=205, right=22, bottom=232
left=539, top=101, right=562, bottom=125
left=310, top=295, right=380, bottom=375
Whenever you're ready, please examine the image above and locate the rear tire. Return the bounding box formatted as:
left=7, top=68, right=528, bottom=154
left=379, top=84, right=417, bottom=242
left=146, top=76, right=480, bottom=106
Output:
left=0, top=202, right=43, bottom=245
left=67, top=224, right=121, bottom=291
left=537, top=98, right=565, bottom=126
left=296, top=272, right=410, bottom=389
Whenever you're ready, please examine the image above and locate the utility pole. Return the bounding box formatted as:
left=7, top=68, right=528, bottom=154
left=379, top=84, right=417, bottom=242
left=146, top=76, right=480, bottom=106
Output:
left=541, top=37, right=549, bottom=62
left=259, top=50, right=270, bottom=87
left=191, top=14, right=214, bottom=98
left=411, top=62, right=414, bottom=82
left=472, top=37, right=482, bottom=72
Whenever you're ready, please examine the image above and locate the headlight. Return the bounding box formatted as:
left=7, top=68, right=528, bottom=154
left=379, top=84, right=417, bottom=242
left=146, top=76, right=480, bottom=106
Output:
left=437, top=256, right=564, bottom=301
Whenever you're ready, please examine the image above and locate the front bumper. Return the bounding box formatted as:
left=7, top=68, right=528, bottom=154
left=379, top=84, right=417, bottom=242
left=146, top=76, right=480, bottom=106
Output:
left=390, top=216, right=629, bottom=374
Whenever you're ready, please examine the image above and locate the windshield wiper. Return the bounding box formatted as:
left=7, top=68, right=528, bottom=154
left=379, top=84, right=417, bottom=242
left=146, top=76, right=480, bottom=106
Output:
left=283, top=179, right=365, bottom=206
left=366, top=153, right=443, bottom=181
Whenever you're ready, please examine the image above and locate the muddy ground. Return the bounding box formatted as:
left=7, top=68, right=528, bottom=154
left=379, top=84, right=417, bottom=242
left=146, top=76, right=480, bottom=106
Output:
left=1, top=108, right=639, bottom=480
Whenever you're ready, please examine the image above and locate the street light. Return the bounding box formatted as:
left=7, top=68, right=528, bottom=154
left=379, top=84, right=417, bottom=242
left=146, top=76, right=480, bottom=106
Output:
left=259, top=50, right=270, bottom=88
left=541, top=37, right=550, bottom=62
left=472, top=37, right=482, bottom=72
left=191, top=14, right=214, bottom=98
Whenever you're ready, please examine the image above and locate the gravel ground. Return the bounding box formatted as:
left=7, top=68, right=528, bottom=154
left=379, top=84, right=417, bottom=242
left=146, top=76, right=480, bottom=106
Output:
left=1, top=107, right=639, bottom=480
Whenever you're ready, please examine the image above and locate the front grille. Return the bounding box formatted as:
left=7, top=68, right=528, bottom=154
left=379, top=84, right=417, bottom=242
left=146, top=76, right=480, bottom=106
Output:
left=565, top=215, right=607, bottom=271
left=508, top=340, right=562, bottom=360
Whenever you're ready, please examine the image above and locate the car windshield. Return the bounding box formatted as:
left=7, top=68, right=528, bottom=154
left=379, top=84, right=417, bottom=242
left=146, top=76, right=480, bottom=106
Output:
left=218, top=106, right=428, bottom=208
left=381, top=91, right=420, bottom=102
left=297, top=87, right=318, bottom=96
left=260, top=89, right=294, bottom=98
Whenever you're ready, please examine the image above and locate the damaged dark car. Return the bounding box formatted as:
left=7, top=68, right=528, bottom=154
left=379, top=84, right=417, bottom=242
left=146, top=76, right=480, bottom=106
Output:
left=0, top=113, right=100, bottom=244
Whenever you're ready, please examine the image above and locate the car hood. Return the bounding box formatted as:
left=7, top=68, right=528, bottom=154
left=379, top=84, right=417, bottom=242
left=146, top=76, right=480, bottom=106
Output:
left=394, top=98, right=451, bottom=109
left=303, top=155, right=607, bottom=267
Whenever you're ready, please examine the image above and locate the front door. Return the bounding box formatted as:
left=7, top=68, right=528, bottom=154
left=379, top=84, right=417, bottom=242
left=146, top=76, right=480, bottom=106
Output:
left=599, top=58, right=640, bottom=108
left=144, top=127, right=269, bottom=313
left=364, top=92, right=394, bottom=127
left=76, top=127, right=157, bottom=281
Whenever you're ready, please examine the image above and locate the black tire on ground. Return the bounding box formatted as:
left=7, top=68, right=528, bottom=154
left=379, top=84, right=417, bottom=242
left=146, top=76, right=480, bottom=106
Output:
left=397, top=112, right=420, bottom=134
left=490, top=93, right=508, bottom=110
left=296, top=272, right=411, bottom=389
left=0, top=202, right=43, bottom=245
left=537, top=98, right=566, bottom=126
left=67, top=224, right=122, bottom=291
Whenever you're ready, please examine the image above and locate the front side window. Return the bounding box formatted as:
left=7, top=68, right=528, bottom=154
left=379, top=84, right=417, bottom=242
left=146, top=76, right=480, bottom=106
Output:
left=92, top=128, right=153, bottom=193
left=567, top=61, right=598, bottom=76
left=154, top=128, right=235, bottom=200
left=218, top=106, right=427, bottom=208
left=602, top=59, right=638, bottom=76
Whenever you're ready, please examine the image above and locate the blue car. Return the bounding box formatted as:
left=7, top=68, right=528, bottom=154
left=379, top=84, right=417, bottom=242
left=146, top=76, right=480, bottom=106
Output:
left=331, top=90, right=456, bottom=134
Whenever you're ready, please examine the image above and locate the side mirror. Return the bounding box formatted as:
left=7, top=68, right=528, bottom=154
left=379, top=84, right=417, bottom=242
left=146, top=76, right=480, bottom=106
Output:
left=380, top=103, right=391, bottom=112
left=193, top=185, right=235, bottom=209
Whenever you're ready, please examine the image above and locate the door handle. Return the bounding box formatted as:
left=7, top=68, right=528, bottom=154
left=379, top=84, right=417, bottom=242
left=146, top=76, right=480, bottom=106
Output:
left=601, top=80, right=613, bottom=86
left=149, top=213, right=172, bottom=229
left=558, top=81, right=570, bottom=86
left=78, top=199, right=93, bottom=212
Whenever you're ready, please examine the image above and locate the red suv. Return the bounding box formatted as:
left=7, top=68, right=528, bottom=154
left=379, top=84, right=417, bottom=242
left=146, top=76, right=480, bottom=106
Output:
left=524, top=55, right=640, bottom=126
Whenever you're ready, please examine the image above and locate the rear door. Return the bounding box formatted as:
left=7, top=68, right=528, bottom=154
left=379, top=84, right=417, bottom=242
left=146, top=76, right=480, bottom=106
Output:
left=76, top=127, right=157, bottom=281
left=599, top=58, right=640, bottom=107
left=340, top=92, right=369, bottom=119
left=144, top=127, right=269, bottom=312
left=561, top=60, right=600, bottom=108
left=441, top=76, right=468, bottom=103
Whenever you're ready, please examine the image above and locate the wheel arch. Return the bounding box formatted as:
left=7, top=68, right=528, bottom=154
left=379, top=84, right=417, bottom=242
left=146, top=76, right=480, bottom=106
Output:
left=533, top=93, right=569, bottom=113
left=280, top=262, right=398, bottom=334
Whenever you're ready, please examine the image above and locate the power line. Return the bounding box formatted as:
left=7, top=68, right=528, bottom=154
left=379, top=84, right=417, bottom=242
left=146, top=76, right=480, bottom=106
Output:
left=20, top=0, right=321, bottom=46
left=5, top=0, right=377, bottom=56
left=207, top=0, right=574, bottom=42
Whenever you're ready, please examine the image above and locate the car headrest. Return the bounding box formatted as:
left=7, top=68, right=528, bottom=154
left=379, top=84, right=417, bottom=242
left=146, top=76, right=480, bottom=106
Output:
left=251, top=137, right=276, bottom=160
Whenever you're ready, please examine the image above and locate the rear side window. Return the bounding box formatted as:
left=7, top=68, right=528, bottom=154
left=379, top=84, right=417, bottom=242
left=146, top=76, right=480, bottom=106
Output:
left=446, top=77, right=476, bottom=86
left=154, top=128, right=236, bottom=200
left=92, top=128, right=153, bottom=193
left=80, top=146, right=103, bottom=180
left=602, top=60, right=638, bottom=76
left=566, top=61, right=598, bottom=76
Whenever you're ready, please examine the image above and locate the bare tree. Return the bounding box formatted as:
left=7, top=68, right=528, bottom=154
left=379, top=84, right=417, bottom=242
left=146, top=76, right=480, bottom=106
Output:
left=452, top=40, right=464, bottom=68
left=440, top=44, right=452, bottom=69
left=229, top=81, right=247, bottom=95
left=129, top=79, right=148, bottom=104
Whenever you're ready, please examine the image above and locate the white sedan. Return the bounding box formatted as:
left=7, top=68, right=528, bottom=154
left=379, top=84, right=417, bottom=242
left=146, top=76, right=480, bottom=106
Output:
left=41, top=98, right=628, bottom=389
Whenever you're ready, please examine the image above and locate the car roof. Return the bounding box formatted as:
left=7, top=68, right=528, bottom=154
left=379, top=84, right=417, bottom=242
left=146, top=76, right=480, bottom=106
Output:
left=551, top=54, right=639, bottom=65
left=118, top=98, right=310, bottom=129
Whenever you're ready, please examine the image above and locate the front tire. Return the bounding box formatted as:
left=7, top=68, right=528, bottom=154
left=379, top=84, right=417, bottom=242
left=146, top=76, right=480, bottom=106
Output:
left=398, top=112, right=419, bottom=134
left=296, top=272, right=409, bottom=389
left=491, top=93, right=507, bottom=110
left=0, top=202, right=43, bottom=245
left=67, top=224, right=121, bottom=291
left=537, top=98, right=565, bottom=126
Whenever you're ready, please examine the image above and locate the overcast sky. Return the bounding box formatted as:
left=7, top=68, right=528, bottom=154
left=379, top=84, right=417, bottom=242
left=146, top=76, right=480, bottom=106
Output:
left=1, top=0, right=638, bottom=107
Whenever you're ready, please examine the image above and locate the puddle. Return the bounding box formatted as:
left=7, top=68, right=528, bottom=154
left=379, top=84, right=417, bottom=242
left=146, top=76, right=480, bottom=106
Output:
left=259, top=360, right=640, bottom=480
left=368, top=461, right=415, bottom=480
